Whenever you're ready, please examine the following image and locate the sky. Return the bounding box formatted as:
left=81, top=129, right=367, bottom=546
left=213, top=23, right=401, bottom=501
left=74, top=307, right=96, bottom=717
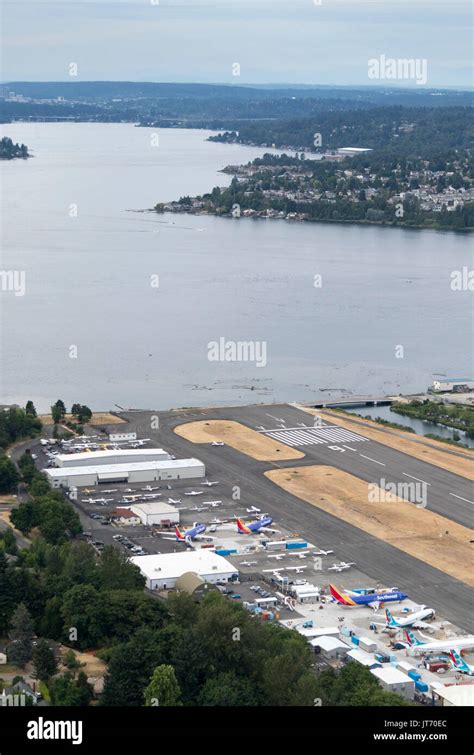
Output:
left=1, top=0, right=472, bottom=88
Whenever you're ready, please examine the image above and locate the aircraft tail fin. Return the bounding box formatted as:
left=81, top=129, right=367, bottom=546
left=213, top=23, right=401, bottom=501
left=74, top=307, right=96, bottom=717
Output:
left=328, top=584, right=356, bottom=606
left=236, top=518, right=249, bottom=534
left=175, top=526, right=185, bottom=541
left=450, top=649, right=468, bottom=670
left=404, top=629, right=422, bottom=647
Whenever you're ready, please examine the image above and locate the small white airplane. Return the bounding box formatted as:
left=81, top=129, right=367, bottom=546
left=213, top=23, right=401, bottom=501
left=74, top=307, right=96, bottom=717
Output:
left=101, top=489, right=118, bottom=493
left=328, top=562, right=355, bottom=572
left=268, top=554, right=284, bottom=560
left=297, top=553, right=307, bottom=559
left=189, top=506, right=206, bottom=512
left=141, top=485, right=160, bottom=491
left=246, top=506, right=261, bottom=514
left=142, top=493, right=162, bottom=499
left=94, top=498, right=114, bottom=505
left=168, top=498, right=182, bottom=505
left=202, top=500, right=222, bottom=507
left=185, top=491, right=204, bottom=496
left=83, top=488, right=96, bottom=494
left=201, top=480, right=219, bottom=487
left=241, top=561, right=258, bottom=567
left=122, top=494, right=141, bottom=501
left=81, top=497, right=97, bottom=504
left=313, top=549, right=334, bottom=557
left=210, top=441, right=225, bottom=446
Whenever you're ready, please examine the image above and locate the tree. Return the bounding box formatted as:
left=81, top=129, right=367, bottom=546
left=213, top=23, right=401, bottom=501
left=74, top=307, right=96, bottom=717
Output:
left=0, top=551, right=15, bottom=633
left=49, top=671, right=92, bottom=706
left=0, top=456, right=19, bottom=493
left=8, top=603, right=35, bottom=667
left=63, top=649, right=82, bottom=675
left=198, top=671, right=258, bottom=706
left=144, top=664, right=182, bottom=707
left=25, top=401, right=37, bottom=418
left=32, top=638, right=58, bottom=682
left=51, top=400, right=66, bottom=424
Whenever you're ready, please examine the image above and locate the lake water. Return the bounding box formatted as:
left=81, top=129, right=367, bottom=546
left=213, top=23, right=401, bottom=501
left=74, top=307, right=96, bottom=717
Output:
left=1, top=123, right=472, bottom=413
left=345, top=404, right=474, bottom=449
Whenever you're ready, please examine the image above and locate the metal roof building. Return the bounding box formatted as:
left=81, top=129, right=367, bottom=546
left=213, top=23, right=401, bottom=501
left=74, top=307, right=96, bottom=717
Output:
left=45, top=458, right=205, bottom=488
left=130, top=551, right=239, bottom=590
left=371, top=667, right=415, bottom=701
left=130, top=501, right=180, bottom=526
left=55, top=448, right=169, bottom=467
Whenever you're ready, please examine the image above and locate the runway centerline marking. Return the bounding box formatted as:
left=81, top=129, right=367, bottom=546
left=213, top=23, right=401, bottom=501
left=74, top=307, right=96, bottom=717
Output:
left=402, top=472, right=431, bottom=486
left=449, top=493, right=474, bottom=505
left=359, top=454, right=386, bottom=466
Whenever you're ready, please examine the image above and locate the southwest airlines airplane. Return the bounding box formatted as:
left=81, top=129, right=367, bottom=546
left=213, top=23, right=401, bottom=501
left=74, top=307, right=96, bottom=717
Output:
left=175, top=523, right=207, bottom=542
left=236, top=516, right=273, bottom=534
left=329, top=584, right=408, bottom=610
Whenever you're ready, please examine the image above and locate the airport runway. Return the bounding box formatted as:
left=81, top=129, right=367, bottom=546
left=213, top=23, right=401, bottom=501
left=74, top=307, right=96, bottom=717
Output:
left=120, top=404, right=474, bottom=632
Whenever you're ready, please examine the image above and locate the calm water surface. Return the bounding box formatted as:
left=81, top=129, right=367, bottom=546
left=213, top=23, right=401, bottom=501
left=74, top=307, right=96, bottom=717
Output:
left=1, top=124, right=472, bottom=412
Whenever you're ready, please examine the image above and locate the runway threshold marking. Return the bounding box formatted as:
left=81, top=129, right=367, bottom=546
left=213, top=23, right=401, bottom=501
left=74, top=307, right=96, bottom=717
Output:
left=402, top=472, right=431, bottom=486
left=449, top=493, right=474, bottom=505
left=359, top=453, right=386, bottom=466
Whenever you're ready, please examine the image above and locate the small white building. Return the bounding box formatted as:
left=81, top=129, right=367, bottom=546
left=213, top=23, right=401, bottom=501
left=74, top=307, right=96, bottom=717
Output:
left=297, top=626, right=340, bottom=640
left=346, top=648, right=380, bottom=668
left=371, top=667, right=415, bottom=701
left=310, top=636, right=350, bottom=661
left=109, top=431, right=137, bottom=442
left=110, top=508, right=142, bottom=525
left=290, top=583, right=320, bottom=604
left=130, top=551, right=239, bottom=591
left=432, top=684, right=474, bottom=707
left=45, top=458, right=205, bottom=488
left=55, top=448, right=169, bottom=467
left=130, top=502, right=179, bottom=527
left=0, top=647, right=7, bottom=665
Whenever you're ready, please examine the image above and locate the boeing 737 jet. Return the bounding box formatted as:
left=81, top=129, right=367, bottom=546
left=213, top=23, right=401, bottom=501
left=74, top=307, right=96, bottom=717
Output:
left=329, top=584, right=408, bottom=610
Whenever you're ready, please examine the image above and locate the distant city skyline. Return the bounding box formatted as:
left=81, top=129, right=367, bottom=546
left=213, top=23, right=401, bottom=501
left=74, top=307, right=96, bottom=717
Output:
left=1, top=0, right=472, bottom=88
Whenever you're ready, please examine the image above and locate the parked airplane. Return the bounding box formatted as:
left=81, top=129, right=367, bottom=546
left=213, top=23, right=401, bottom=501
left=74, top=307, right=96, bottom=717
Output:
left=267, top=554, right=284, bottom=560
left=185, top=491, right=204, bottom=496
left=210, top=441, right=225, bottom=446
left=384, top=607, right=435, bottom=629
left=175, top=523, right=210, bottom=542
left=241, top=561, right=258, bottom=567
left=81, top=498, right=97, bottom=504
left=403, top=629, right=474, bottom=655
left=246, top=506, right=261, bottom=514
left=201, top=480, right=219, bottom=487
left=101, top=489, right=118, bottom=493
left=313, top=549, right=334, bottom=557
left=141, top=485, right=160, bottom=491
left=449, top=649, right=474, bottom=676
left=329, top=584, right=408, bottom=610
left=94, top=498, right=114, bottom=505
left=168, top=498, right=182, bottom=505
left=328, top=562, right=356, bottom=572
left=202, top=500, right=222, bottom=507
left=236, top=515, right=273, bottom=534
left=83, top=488, right=96, bottom=494
left=142, top=493, right=162, bottom=499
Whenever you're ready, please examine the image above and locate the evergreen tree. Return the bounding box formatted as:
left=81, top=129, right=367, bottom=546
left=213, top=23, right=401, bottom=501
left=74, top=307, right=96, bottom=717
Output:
left=32, top=638, right=58, bottom=682
left=8, top=603, right=35, bottom=667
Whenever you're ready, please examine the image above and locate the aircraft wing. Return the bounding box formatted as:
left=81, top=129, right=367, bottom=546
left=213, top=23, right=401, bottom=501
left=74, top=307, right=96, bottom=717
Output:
left=367, top=600, right=381, bottom=611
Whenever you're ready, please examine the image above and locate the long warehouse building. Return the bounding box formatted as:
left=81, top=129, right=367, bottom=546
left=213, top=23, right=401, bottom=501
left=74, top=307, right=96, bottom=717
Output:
left=45, top=458, right=205, bottom=488
left=55, top=448, right=170, bottom=467
left=130, top=551, right=239, bottom=591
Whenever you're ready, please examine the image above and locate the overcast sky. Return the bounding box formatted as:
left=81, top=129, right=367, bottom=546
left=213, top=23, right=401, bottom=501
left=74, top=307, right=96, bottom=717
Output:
left=1, top=0, right=472, bottom=87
